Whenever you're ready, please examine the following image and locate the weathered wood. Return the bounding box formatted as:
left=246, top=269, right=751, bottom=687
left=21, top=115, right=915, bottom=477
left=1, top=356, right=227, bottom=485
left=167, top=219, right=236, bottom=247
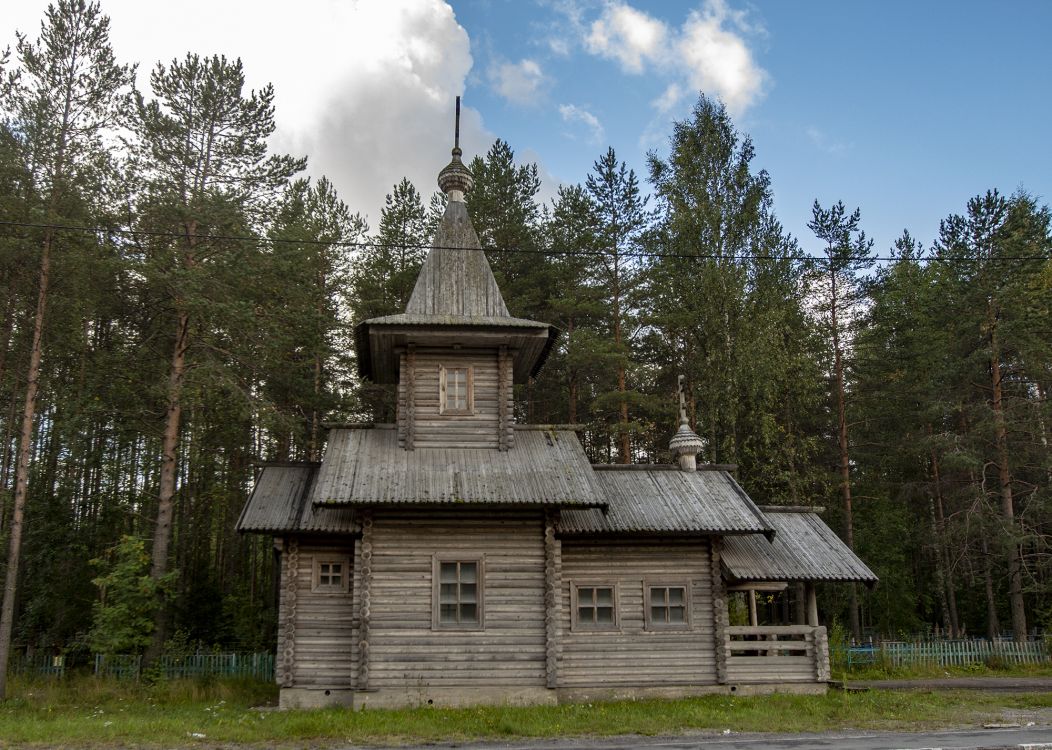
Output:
left=358, top=511, right=374, bottom=690
left=280, top=538, right=298, bottom=687
left=405, top=346, right=416, bottom=450
left=544, top=509, right=560, bottom=688
left=283, top=539, right=356, bottom=688
left=806, top=583, right=819, bottom=626
left=710, top=537, right=728, bottom=684
left=559, top=538, right=717, bottom=688
left=498, top=346, right=511, bottom=451
left=367, top=509, right=547, bottom=689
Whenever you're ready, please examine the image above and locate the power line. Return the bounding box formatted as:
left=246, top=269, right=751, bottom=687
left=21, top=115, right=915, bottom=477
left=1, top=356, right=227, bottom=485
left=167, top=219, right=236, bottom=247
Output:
left=0, top=219, right=1048, bottom=264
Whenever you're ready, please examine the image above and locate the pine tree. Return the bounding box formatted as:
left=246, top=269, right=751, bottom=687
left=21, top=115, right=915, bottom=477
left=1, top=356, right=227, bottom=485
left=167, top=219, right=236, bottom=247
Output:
left=0, top=0, right=133, bottom=698
left=585, top=148, right=651, bottom=463
left=129, top=52, right=304, bottom=661
left=807, top=199, right=874, bottom=639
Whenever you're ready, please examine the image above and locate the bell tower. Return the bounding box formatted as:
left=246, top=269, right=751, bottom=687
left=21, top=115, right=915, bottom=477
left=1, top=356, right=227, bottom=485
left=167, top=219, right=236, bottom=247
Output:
left=354, top=98, right=557, bottom=451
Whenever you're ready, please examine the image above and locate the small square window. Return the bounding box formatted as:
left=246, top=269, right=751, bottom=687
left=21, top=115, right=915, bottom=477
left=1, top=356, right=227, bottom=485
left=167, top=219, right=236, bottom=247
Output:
left=433, top=557, right=484, bottom=629
left=645, top=582, right=691, bottom=630
left=572, top=583, right=619, bottom=631
left=439, top=365, right=474, bottom=415
left=311, top=556, right=350, bottom=593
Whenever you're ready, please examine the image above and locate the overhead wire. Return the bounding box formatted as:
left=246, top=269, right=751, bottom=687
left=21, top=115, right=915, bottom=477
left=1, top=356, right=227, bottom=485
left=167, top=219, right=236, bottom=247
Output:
left=0, top=219, right=1048, bottom=263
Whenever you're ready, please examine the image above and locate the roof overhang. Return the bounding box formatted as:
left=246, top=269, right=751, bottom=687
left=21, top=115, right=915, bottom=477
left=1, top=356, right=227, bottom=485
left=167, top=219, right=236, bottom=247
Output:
left=355, top=317, right=558, bottom=383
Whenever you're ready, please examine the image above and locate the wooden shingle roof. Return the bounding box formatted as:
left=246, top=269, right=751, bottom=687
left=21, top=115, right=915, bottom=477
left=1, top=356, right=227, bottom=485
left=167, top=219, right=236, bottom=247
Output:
left=310, top=427, right=605, bottom=507
left=557, top=467, right=774, bottom=536
left=721, top=507, right=878, bottom=584
left=236, top=464, right=358, bottom=534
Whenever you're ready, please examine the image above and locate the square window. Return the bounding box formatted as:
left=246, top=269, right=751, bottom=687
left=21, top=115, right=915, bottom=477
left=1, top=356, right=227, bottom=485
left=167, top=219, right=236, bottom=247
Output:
left=433, top=558, right=484, bottom=629
left=571, top=583, right=619, bottom=631
left=645, top=583, right=691, bottom=630
left=311, top=556, right=349, bottom=593
left=439, top=365, right=474, bottom=415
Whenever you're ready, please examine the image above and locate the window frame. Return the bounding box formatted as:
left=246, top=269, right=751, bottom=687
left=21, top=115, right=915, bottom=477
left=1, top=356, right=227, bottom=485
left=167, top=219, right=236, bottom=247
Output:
left=643, top=579, right=692, bottom=631
left=438, top=364, right=475, bottom=415
left=570, top=580, right=620, bottom=632
left=432, top=555, right=485, bottom=630
left=311, top=555, right=350, bottom=594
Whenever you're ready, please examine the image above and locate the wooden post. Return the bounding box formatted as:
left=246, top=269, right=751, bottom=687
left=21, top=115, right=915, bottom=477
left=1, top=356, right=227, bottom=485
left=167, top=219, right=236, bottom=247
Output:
left=544, top=509, right=560, bottom=688
left=405, top=345, right=416, bottom=450
left=747, top=589, right=758, bottom=627
left=710, top=538, right=729, bottom=684
left=793, top=583, right=806, bottom=625
left=280, top=538, right=298, bottom=688
left=806, top=583, right=819, bottom=627
left=358, top=510, right=374, bottom=691
left=498, top=346, right=510, bottom=451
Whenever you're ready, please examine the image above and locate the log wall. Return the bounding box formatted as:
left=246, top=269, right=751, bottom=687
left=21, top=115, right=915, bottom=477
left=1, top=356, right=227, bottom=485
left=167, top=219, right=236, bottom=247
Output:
left=367, top=509, right=547, bottom=688
left=397, top=347, right=513, bottom=450
left=280, top=538, right=358, bottom=689
left=558, top=538, right=718, bottom=688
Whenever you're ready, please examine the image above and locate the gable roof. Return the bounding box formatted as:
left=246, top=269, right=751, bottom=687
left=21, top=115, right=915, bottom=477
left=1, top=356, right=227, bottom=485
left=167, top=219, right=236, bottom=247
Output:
left=236, top=464, right=358, bottom=534
left=721, top=507, right=878, bottom=584
left=557, top=467, right=773, bottom=536
left=310, top=427, right=604, bottom=507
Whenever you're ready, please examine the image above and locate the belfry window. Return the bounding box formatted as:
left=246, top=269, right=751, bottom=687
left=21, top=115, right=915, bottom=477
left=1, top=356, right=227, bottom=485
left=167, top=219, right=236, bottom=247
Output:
left=439, top=365, right=474, bottom=415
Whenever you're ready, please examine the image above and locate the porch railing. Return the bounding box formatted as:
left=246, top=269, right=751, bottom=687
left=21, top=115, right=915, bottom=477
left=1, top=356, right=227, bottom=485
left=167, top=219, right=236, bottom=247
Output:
left=724, top=625, right=829, bottom=683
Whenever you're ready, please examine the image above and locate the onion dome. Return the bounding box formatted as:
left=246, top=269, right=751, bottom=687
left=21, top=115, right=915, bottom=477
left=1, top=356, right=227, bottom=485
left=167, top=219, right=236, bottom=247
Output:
left=437, top=96, right=474, bottom=200
left=669, top=375, right=703, bottom=470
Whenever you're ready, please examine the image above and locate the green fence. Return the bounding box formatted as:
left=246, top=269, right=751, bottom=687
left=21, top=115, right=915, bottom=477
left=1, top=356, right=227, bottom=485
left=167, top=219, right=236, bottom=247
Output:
left=846, top=639, right=1049, bottom=669
left=93, top=652, right=275, bottom=680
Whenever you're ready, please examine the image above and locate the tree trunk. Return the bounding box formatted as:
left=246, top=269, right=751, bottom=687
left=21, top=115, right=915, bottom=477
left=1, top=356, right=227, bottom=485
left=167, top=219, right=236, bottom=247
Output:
left=989, top=313, right=1027, bottom=641
left=144, top=306, right=191, bottom=662
left=0, top=229, right=53, bottom=700
left=927, top=437, right=960, bottom=638
left=613, top=267, right=630, bottom=464
left=829, top=270, right=860, bottom=639
left=567, top=318, right=577, bottom=424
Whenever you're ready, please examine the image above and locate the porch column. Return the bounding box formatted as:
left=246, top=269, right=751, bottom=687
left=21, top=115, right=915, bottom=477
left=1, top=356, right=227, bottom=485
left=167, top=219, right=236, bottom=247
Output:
left=806, top=583, right=819, bottom=626
left=747, top=589, right=758, bottom=627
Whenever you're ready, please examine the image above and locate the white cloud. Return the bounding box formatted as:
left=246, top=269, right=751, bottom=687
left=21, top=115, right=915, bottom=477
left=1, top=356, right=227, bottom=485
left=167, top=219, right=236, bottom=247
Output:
left=585, top=2, right=669, bottom=74
left=580, top=0, right=767, bottom=116
left=559, top=104, right=605, bottom=144
left=806, top=126, right=851, bottom=156
left=489, top=58, right=547, bottom=105
left=4, top=0, right=497, bottom=223
left=677, top=1, right=767, bottom=116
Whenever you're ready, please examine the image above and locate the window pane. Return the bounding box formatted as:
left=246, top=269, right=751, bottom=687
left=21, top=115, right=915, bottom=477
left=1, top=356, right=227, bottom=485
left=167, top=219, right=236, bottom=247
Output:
left=330, top=563, right=342, bottom=576
left=669, top=606, right=686, bottom=623
left=440, top=583, right=457, bottom=603
left=460, top=562, right=477, bottom=583
left=596, top=588, right=613, bottom=606
left=440, top=603, right=457, bottom=622
left=650, top=587, right=667, bottom=606
left=578, top=605, right=593, bottom=623
left=440, top=562, right=458, bottom=583
left=596, top=606, right=614, bottom=624
left=668, top=587, right=685, bottom=605
left=651, top=605, right=665, bottom=622
left=460, top=603, right=477, bottom=621
left=459, top=583, right=477, bottom=603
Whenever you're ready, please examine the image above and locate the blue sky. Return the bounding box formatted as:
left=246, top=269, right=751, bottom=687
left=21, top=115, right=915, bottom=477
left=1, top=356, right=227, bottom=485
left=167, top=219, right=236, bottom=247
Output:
left=452, top=0, right=1052, bottom=256
left=6, top=0, right=1051, bottom=256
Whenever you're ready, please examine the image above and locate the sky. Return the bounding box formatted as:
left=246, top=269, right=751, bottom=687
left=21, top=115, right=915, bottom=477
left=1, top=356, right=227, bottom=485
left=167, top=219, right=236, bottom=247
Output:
left=5, top=0, right=1052, bottom=257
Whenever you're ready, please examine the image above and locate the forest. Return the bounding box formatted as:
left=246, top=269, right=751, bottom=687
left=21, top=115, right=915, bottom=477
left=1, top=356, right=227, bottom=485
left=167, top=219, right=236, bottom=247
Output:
left=0, top=0, right=1049, bottom=684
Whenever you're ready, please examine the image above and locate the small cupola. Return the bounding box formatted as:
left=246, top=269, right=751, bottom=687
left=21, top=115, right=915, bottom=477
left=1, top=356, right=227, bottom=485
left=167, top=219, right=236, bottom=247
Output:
left=669, top=375, right=704, bottom=471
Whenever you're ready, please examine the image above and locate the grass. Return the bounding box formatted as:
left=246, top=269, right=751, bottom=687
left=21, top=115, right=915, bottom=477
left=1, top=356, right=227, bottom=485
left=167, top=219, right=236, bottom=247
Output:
left=1, top=676, right=1051, bottom=748
left=833, top=659, right=1052, bottom=682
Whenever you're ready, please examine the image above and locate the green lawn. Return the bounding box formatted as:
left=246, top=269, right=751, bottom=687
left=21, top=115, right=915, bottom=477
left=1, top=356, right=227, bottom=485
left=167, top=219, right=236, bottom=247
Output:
left=1, top=677, right=1050, bottom=748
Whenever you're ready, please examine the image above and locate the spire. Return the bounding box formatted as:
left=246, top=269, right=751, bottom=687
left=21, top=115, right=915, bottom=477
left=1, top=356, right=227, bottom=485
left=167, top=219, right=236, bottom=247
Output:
left=437, top=96, right=474, bottom=201
left=669, top=375, right=704, bottom=471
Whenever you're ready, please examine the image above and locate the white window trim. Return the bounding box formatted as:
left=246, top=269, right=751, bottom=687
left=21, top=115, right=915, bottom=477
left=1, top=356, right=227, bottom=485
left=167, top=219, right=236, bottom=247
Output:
left=311, top=555, right=350, bottom=594
left=432, top=555, right=485, bottom=630
left=439, top=364, right=475, bottom=415
left=643, top=579, right=692, bottom=631
left=570, top=580, right=621, bottom=632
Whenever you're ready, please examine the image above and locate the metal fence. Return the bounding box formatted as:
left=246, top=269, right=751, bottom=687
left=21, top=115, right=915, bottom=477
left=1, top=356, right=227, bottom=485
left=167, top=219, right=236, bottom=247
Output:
left=11, top=652, right=274, bottom=681
left=845, top=639, right=1049, bottom=669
